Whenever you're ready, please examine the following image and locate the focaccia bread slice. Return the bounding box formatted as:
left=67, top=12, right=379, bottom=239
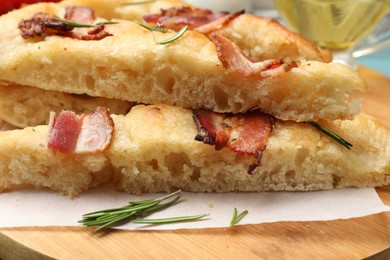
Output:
left=0, top=83, right=133, bottom=127
left=0, top=104, right=389, bottom=197
left=60, top=0, right=331, bottom=62
left=0, top=3, right=365, bottom=122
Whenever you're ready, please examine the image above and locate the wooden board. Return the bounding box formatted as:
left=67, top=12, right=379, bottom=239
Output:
left=0, top=67, right=389, bottom=259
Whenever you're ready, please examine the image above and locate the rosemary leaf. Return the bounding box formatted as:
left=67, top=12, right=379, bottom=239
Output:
left=82, top=212, right=133, bottom=227
left=52, top=18, right=118, bottom=28
left=142, top=193, right=182, bottom=214
left=309, top=121, right=353, bottom=149
left=158, top=25, right=188, bottom=45
left=96, top=21, right=119, bottom=25
left=95, top=213, right=134, bottom=231
left=137, top=22, right=188, bottom=45
left=130, top=189, right=182, bottom=205
left=132, top=214, right=209, bottom=224
left=122, top=0, right=157, bottom=5
left=230, top=208, right=249, bottom=226
left=136, top=22, right=165, bottom=33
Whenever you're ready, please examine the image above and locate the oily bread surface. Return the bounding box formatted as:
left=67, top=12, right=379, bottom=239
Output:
left=0, top=3, right=365, bottom=121
left=61, top=0, right=331, bottom=62
left=0, top=104, right=388, bottom=197
left=0, top=83, right=133, bottom=127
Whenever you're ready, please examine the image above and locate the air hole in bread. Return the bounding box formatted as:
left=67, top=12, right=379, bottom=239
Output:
left=190, top=167, right=201, bottom=181
left=96, top=67, right=106, bottom=78
left=164, top=152, right=190, bottom=177
left=230, top=102, right=243, bottom=113
left=156, top=67, right=176, bottom=94
left=163, top=77, right=175, bottom=94
left=285, top=170, right=296, bottom=182
left=123, top=69, right=138, bottom=77
left=148, top=159, right=159, bottom=170
left=213, top=86, right=228, bottom=110
left=268, top=165, right=281, bottom=177
left=85, top=75, right=95, bottom=90
left=332, top=174, right=342, bottom=187
left=295, top=148, right=309, bottom=166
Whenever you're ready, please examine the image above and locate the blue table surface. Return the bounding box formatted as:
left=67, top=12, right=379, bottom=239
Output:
left=356, top=47, right=390, bottom=78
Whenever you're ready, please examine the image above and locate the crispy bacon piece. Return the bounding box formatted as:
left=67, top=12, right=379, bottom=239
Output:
left=65, top=5, right=95, bottom=23
left=195, top=10, right=244, bottom=34
left=210, top=32, right=298, bottom=78
left=47, top=110, right=83, bottom=153
left=48, top=107, right=114, bottom=154
left=193, top=110, right=274, bottom=174
left=18, top=13, right=70, bottom=39
left=63, top=6, right=112, bottom=41
left=18, top=6, right=112, bottom=40
left=143, top=7, right=229, bottom=31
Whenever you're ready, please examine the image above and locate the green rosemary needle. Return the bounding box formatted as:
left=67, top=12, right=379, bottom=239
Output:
left=96, top=21, right=120, bottom=25
left=230, top=208, right=249, bottom=226
left=122, top=0, right=157, bottom=5
left=132, top=214, right=209, bottom=224
left=79, top=190, right=208, bottom=231
left=308, top=121, right=353, bottom=150
left=138, top=23, right=188, bottom=45
left=136, top=22, right=165, bottom=33
left=158, top=25, right=188, bottom=45
left=52, top=18, right=119, bottom=28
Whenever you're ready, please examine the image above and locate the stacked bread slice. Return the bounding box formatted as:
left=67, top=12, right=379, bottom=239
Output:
left=0, top=0, right=388, bottom=197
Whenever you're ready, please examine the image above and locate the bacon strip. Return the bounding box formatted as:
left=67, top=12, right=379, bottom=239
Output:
left=143, top=7, right=229, bottom=31
left=193, top=110, right=274, bottom=174
left=65, top=5, right=95, bottom=23
left=48, top=107, right=114, bottom=154
left=210, top=32, right=298, bottom=78
left=63, top=6, right=111, bottom=41
left=195, top=10, right=244, bottom=34
left=47, top=111, right=83, bottom=153
left=18, top=13, right=70, bottom=39
left=18, top=6, right=112, bottom=41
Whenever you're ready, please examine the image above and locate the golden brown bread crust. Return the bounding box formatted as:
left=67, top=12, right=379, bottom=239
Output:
left=217, top=14, right=332, bottom=63
left=0, top=83, right=133, bottom=127
left=61, top=0, right=332, bottom=62
left=0, top=104, right=388, bottom=197
left=0, top=3, right=365, bottom=122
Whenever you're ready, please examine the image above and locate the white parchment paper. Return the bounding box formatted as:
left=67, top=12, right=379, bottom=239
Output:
left=0, top=186, right=389, bottom=230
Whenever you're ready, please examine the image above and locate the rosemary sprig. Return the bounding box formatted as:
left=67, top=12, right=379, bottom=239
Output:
left=309, top=121, right=353, bottom=150
left=122, top=0, right=157, bottom=5
left=52, top=18, right=119, bottom=28
left=138, top=23, right=188, bottom=45
left=230, top=208, right=249, bottom=226
left=78, top=190, right=208, bottom=231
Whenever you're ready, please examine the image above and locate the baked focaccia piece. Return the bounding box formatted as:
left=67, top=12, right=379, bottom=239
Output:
left=0, top=83, right=133, bottom=127
left=0, top=3, right=365, bottom=122
left=60, top=0, right=332, bottom=62
left=0, top=104, right=389, bottom=197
